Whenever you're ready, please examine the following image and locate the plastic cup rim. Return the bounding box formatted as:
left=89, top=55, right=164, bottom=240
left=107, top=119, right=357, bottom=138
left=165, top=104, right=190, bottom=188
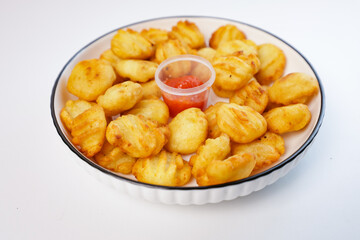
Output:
left=154, top=54, right=216, bottom=96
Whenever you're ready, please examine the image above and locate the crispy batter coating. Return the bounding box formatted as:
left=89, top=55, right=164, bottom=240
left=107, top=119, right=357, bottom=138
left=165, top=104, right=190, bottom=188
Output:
left=209, top=24, right=247, bottom=49
left=212, top=56, right=253, bottom=91
left=230, top=79, right=269, bottom=113
left=211, top=83, right=235, bottom=98
left=154, top=39, right=188, bottom=63
left=106, top=115, right=169, bottom=158
left=165, top=108, right=208, bottom=155
left=217, top=103, right=267, bottom=143
left=255, top=43, right=286, bottom=85
left=197, top=47, right=217, bottom=62
left=232, top=132, right=285, bottom=171
left=71, top=105, right=107, bottom=158
left=140, top=28, right=169, bottom=45
left=140, top=80, right=162, bottom=99
left=67, top=59, right=116, bottom=101
left=94, top=140, right=136, bottom=174
left=204, top=102, right=226, bottom=138
left=169, top=20, right=205, bottom=49
left=132, top=150, right=191, bottom=186
left=189, top=134, right=231, bottom=186
left=115, top=59, right=158, bottom=83
left=268, top=72, right=319, bottom=105
left=60, top=99, right=94, bottom=131
left=124, top=99, right=169, bottom=125
left=263, top=104, right=311, bottom=134
left=111, top=29, right=154, bottom=59
left=96, top=81, right=143, bottom=116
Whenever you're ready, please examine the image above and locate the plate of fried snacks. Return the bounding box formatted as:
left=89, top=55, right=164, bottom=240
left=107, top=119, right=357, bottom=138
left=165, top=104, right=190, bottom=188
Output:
left=51, top=16, right=325, bottom=205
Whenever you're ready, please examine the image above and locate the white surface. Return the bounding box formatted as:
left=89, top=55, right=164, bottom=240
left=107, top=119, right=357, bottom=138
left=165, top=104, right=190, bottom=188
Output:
left=0, top=0, right=359, bottom=239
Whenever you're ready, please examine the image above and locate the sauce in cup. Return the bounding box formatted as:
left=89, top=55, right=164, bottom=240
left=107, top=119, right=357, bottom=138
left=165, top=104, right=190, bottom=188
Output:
left=155, top=55, right=215, bottom=117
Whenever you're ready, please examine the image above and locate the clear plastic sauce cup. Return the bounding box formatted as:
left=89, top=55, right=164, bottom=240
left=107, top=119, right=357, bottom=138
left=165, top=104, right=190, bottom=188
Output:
left=155, top=55, right=215, bottom=117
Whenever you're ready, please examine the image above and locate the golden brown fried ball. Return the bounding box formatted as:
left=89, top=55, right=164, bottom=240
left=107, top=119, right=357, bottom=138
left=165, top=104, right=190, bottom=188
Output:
left=209, top=24, right=247, bottom=49
left=100, top=49, right=122, bottom=67
left=71, top=105, right=107, bottom=158
left=268, top=72, right=319, bottom=105
left=140, top=80, right=162, bottom=99
left=255, top=43, right=286, bottom=85
left=140, top=28, right=169, bottom=45
left=154, top=39, right=188, bottom=64
left=115, top=59, right=158, bottom=83
left=94, top=140, right=136, bottom=174
left=212, top=56, right=253, bottom=91
left=232, top=132, right=285, bottom=171
left=204, top=102, right=226, bottom=138
left=189, top=134, right=231, bottom=186
left=205, top=153, right=256, bottom=185
left=96, top=81, right=143, bottom=116
left=106, top=115, right=169, bottom=158
left=67, top=59, right=116, bottom=101
left=99, top=49, right=124, bottom=84
left=263, top=104, right=311, bottom=134
left=216, top=39, right=257, bottom=57
left=230, top=79, right=269, bottom=113
left=132, top=150, right=191, bottom=186
left=111, top=29, right=154, bottom=59
left=217, top=103, right=267, bottom=143
left=211, top=83, right=235, bottom=98
left=197, top=47, right=217, bottom=62
left=165, top=108, right=208, bottom=155
left=60, top=99, right=94, bottom=131
left=169, top=20, right=205, bottom=49
left=124, top=98, right=169, bottom=125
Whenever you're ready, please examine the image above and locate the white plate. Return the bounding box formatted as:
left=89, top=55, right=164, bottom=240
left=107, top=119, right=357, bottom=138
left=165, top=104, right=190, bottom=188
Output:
left=51, top=16, right=325, bottom=205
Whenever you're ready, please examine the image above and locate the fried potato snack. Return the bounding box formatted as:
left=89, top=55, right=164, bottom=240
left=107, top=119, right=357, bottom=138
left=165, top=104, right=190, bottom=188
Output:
left=94, top=140, right=136, bottom=174
left=211, top=83, right=235, bottom=98
left=263, top=104, right=311, bottom=134
left=100, top=49, right=122, bottom=67
left=115, top=59, right=158, bottom=83
left=209, top=24, right=246, bottom=49
left=197, top=47, right=217, bottom=62
left=60, top=99, right=94, bottom=131
left=217, top=103, right=267, bottom=143
left=205, top=153, right=256, bottom=185
left=232, top=132, right=285, bottom=171
left=154, top=39, right=188, bottom=63
left=212, top=56, right=253, bottom=91
left=140, top=80, right=162, bottom=99
left=106, top=115, right=169, bottom=158
left=111, top=29, right=154, bottom=59
left=71, top=105, right=107, bottom=158
left=132, top=150, right=191, bottom=186
left=165, top=108, right=208, bottom=155
left=97, top=81, right=143, bottom=116
left=140, top=28, right=169, bottom=45
left=204, top=102, right=226, bottom=138
left=189, top=134, right=231, bottom=186
left=255, top=43, right=286, bottom=85
left=216, top=39, right=257, bottom=57
left=230, top=79, right=269, bottom=113
left=268, top=72, right=319, bottom=105
left=67, top=59, right=116, bottom=101
left=169, top=20, right=205, bottom=49
left=124, top=99, right=169, bottom=125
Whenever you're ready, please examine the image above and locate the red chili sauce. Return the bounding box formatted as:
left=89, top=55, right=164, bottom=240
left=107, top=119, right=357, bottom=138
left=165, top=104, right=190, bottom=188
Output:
left=163, top=75, right=207, bottom=117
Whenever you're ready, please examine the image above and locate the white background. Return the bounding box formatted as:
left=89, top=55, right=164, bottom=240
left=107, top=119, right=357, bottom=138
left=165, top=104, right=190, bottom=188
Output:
left=1, top=0, right=359, bottom=239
